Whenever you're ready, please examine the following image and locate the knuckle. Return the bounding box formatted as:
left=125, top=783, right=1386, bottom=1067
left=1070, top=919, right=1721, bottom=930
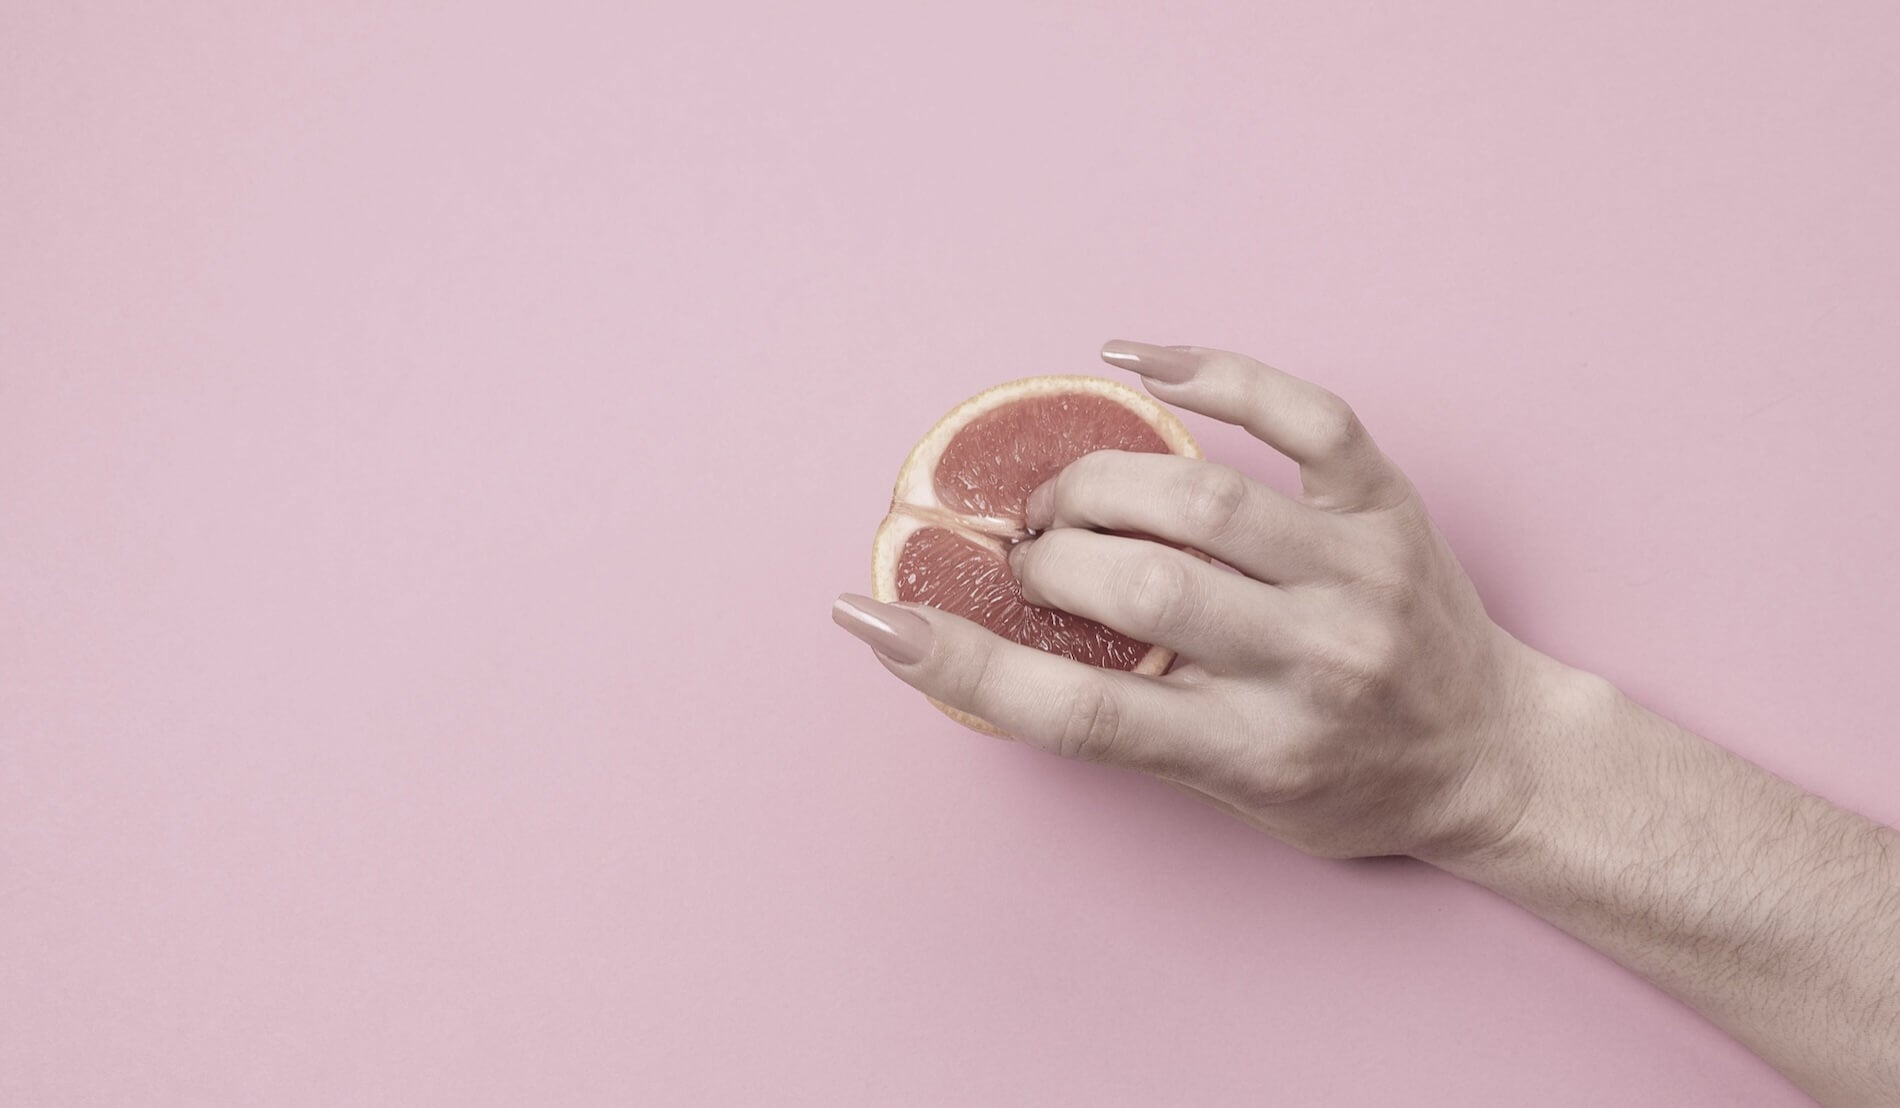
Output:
left=1359, top=567, right=1422, bottom=616
left=1306, top=625, right=1401, bottom=701
left=1228, top=749, right=1321, bottom=808
left=1181, top=466, right=1251, bottom=540
left=1122, top=555, right=1194, bottom=639
left=1269, top=758, right=1323, bottom=805
left=1307, top=393, right=1365, bottom=455
left=1054, top=684, right=1124, bottom=762
left=1357, top=625, right=1402, bottom=674
left=1344, top=515, right=1433, bottom=601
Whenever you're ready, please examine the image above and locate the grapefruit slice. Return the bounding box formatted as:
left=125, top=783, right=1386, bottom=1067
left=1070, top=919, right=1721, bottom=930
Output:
left=871, top=375, right=1201, bottom=733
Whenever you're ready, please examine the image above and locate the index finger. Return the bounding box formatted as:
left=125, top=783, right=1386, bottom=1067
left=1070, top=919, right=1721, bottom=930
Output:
left=1102, top=340, right=1405, bottom=511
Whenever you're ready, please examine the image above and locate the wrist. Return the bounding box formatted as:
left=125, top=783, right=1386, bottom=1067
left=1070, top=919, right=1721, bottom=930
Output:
left=1417, top=640, right=1626, bottom=873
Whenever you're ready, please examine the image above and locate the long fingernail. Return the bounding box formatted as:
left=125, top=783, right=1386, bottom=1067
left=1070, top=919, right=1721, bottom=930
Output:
left=832, top=594, right=932, bottom=664
left=1101, top=339, right=1200, bottom=383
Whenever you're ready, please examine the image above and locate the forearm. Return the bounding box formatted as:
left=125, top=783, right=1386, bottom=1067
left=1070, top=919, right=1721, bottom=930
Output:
left=1431, top=665, right=1900, bottom=1106
left=844, top=343, right=1900, bottom=1100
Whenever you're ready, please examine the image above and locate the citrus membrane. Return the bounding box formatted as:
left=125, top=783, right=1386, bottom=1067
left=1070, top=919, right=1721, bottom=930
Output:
left=871, top=376, right=1201, bottom=731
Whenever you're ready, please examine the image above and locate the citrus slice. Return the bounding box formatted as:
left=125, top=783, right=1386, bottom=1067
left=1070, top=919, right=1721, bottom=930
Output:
left=871, top=375, right=1201, bottom=732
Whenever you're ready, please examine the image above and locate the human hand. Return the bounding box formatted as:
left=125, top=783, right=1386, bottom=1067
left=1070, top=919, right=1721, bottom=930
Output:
left=836, top=342, right=1900, bottom=1101
left=834, top=341, right=1588, bottom=862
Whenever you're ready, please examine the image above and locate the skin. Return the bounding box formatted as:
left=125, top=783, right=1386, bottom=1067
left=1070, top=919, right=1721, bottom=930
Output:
left=842, top=343, right=1900, bottom=1106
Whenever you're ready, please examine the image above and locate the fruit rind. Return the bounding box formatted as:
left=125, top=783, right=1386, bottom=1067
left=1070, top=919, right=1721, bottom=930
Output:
left=871, top=375, right=1201, bottom=736
left=887, top=375, right=1201, bottom=513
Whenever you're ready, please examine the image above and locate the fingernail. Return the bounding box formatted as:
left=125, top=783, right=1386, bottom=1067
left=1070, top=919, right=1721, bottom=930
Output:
left=1101, top=339, right=1200, bottom=384
left=832, top=593, right=932, bottom=664
left=1006, top=536, right=1033, bottom=575
left=1024, top=481, right=1055, bottom=530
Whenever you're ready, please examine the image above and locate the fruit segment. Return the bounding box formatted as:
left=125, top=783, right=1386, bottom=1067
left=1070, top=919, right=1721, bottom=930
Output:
left=930, top=393, right=1172, bottom=520
left=893, top=525, right=1153, bottom=670
left=873, top=374, right=1200, bottom=725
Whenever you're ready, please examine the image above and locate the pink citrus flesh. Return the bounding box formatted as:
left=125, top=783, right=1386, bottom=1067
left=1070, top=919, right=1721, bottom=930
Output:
left=871, top=376, right=1201, bottom=732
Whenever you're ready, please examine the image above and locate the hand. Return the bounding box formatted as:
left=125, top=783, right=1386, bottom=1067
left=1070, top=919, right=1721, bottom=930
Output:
left=836, top=340, right=1586, bottom=862
left=837, top=343, right=1900, bottom=1102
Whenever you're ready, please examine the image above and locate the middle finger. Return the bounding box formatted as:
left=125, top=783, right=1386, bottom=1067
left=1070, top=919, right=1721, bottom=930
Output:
left=1025, top=451, right=1348, bottom=584
left=1010, top=528, right=1289, bottom=669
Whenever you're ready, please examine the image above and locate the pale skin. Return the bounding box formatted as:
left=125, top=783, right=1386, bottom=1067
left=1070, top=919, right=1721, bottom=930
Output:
left=833, top=341, right=1900, bottom=1106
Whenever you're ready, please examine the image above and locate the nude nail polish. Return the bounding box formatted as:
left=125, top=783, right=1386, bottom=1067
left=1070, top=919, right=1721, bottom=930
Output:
left=1101, top=339, right=1200, bottom=383
left=832, top=593, right=932, bottom=664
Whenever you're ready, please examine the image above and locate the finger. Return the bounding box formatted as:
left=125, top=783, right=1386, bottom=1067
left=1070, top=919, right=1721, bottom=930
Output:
left=832, top=593, right=1214, bottom=773
left=1101, top=340, right=1405, bottom=511
left=1024, top=450, right=1346, bottom=584
left=1007, top=530, right=1286, bottom=667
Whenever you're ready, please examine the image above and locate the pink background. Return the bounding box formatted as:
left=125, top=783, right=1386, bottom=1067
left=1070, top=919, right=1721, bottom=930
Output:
left=5, top=2, right=1897, bottom=1104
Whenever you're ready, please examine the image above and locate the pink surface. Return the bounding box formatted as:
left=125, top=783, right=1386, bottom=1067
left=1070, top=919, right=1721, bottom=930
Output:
left=4, top=2, right=1896, bottom=1104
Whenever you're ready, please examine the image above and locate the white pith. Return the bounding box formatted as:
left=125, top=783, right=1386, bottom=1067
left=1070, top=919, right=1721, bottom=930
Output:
left=870, top=375, right=1203, bottom=734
